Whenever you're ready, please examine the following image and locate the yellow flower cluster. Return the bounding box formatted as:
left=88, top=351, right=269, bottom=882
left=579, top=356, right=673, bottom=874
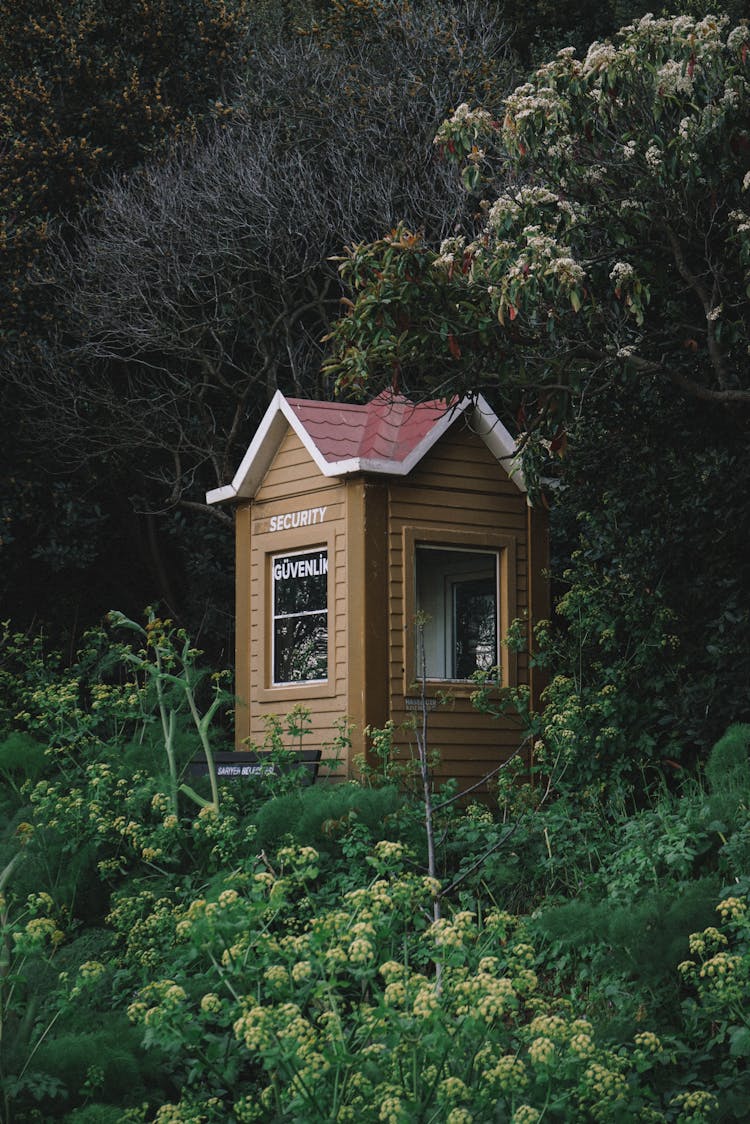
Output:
left=512, top=1107, right=541, bottom=1124
left=438, top=1075, right=469, bottom=1104
left=412, top=985, right=439, bottom=1018
left=528, top=1036, right=555, bottom=1067
left=485, top=1054, right=529, bottom=1094
left=13, top=915, right=65, bottom=952
left=200, top=993, right=223, bottom=1015
left=669, top=1089, right=719, bottom=1121
left=582, top=1061, right=628, bottom=1103
left=717, top=896, right=747, bottom=922
left=633, top=1031, right=662, bottom=1054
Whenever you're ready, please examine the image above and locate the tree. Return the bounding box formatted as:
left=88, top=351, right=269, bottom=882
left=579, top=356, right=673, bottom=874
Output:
left=324, top=12, right=750, bottom=778
left=0, top=0, right=254, bottom=342
left=326, top=13, right=750, bottom=447
left=26, top=0, right=516, bottom=517
left=0, top=0, right=255, bottom=643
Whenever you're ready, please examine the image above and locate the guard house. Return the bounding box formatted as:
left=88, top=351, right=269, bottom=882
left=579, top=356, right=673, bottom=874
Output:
left=207, top=391, right=549, bottom=790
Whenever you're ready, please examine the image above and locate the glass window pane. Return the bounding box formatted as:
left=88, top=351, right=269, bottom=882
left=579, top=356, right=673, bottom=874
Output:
left=415, top=546, right=497, bottom=680
left=273, top=613, right=328, bottom=683
left=272, top=549, right=328, bottom=684
left=273, top=550, right=328, bottom=616
left=453, top=577, right=496, bottom=677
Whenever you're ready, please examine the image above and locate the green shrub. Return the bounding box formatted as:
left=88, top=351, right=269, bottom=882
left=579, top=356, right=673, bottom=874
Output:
left=252, top=782, right=404, bottom=854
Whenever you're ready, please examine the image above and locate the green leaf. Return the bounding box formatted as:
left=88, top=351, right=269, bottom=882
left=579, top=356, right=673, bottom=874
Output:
left=729, top=1027, right=750, bottom=1057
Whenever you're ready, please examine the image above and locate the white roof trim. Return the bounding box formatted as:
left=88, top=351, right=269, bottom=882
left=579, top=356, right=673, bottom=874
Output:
left=206, top=391, right=525, bottom=503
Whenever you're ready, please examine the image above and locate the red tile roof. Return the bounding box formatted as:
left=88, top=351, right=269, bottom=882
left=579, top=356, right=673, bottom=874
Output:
left=286, top=391, right=454, bottom=466
left=205, top=390, right=526, bottom=505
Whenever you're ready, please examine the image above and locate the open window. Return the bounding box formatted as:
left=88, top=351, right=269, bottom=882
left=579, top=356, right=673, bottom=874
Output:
left=271, top=547, right=328, bottom=685
left=415, top=545, right=498, bottom=680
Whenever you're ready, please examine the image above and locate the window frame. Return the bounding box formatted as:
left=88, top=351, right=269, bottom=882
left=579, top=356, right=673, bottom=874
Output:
left=257, top=524, right=338, bottom=703
left=403, top=525, right=517, bottom=694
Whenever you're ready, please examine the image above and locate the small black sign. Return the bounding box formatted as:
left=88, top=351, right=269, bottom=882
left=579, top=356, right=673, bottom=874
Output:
left=188, top=749, right=321, bottom=786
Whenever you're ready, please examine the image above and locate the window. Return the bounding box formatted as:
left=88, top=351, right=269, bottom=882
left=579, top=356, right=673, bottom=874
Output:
left=271, top=548, right=328, bottom=685
left=415, top=545, right=498, bottom=679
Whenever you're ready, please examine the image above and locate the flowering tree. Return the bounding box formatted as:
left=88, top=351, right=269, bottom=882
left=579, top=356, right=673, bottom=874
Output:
left=325, top=14, right=750, bottom=443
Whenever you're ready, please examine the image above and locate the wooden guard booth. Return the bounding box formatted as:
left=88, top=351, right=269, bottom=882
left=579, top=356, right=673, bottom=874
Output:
left=207, top=391, right=549, bottom=790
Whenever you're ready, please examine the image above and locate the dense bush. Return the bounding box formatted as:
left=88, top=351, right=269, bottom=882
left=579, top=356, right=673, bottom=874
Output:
left=0, top=624, right=749, bottom=1120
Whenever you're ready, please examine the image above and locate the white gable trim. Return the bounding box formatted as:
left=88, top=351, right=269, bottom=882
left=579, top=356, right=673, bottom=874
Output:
left=206, top=392, right=525, bottom=504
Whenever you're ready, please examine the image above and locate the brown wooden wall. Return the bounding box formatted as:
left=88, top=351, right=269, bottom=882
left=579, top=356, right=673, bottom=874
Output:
left=235, top=426, right=350, bottom=776
left=384, top=419, right=530, bottom=789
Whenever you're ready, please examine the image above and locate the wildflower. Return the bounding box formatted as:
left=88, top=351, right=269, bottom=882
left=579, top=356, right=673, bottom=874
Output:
left=582, top=1062, right=628, bottom=1101
left=413, top=986, right=439, bottom=1018
left=373, top=839, right=407, bottom=862
left=487, top=1055, right=529, bottom=1093
left=669, top=1089, right=719, bottom=1118
left=292, top=960, right=312, bottom=983
left=78, top=960, right=105, bottom=981
left=634, top=1031, right=662, bottom=1054
left=378, top=1093, right=404, bottom=1123
left=264, top=965, right=289, bottom=988
left=512, top=1108, right=541, bottom=1124
left=384, top=981, right=407, bottom=1006
left=348, top=938, right=374, bottom=965
left=569, top=1033, right=595, bottom=1057
left=528, top=1037, right=555, bottom=1067
left=716, top=896, right=746, bottom=922
left=656, top=59, right=694, bottom=96
left=200, top=993, right=223, bottom=1015
left=512, top=967, right=538, bottom=994
left=583, top=41, right=617, bottom=74
left=727, top=25, right=750, bottom=51
left=439, top=1076, right=469, bottom=1103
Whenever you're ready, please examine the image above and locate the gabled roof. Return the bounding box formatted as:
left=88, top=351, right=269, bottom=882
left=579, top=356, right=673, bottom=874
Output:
left=206, top=390, right=525, bottom=504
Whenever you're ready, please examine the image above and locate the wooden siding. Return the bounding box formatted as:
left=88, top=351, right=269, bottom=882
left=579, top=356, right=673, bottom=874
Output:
left=385, top=421, right=531, bottom=788
left=237, top=427, right=349, bottom=776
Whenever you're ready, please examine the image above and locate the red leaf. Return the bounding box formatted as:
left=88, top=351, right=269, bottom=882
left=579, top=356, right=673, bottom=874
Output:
left=508, top=305, right=518, bottom=321
left=447, top=333, right=461, bottom=359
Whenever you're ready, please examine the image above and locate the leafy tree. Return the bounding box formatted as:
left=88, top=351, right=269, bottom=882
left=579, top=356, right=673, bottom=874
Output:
left=0, top=0, right=253, bottom=342
left=326, top=13, right=750, bottom=437
left=324, top=12, right=750, bottom=778
left=0, top=0, right=256, bottom=642
left=25, top=0, right=516, bottom=518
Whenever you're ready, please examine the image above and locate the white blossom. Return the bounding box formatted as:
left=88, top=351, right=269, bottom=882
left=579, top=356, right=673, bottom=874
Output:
left=727, top=25, right=750, bottom=52
left=583, top=42, right=617, bottom=75
left=656, top=59, right=694, bottom=97
left=547, top=257, right=586, bottom=286
left=610, top=261, right=636, bottom=286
